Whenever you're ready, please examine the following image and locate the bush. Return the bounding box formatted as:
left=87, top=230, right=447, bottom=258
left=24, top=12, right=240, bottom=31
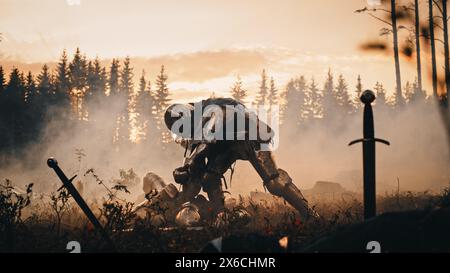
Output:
left=0, top=179, right=33, bottom=250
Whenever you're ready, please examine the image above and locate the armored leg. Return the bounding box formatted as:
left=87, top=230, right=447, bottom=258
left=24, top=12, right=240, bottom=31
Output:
left=202, top=172, right=225, bottom=214
left=174, top=142, right=208, bottom=203
left=202, top=148, right=235, bottom=214
left=180, top=180, right=202, bottom=203
left=248, top=150, right=317, bottom=220
left=175, top=178, right=203, bottom=227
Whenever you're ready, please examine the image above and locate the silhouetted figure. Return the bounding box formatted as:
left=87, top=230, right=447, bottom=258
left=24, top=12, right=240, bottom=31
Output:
left=164, top=98, right=317, bottom=220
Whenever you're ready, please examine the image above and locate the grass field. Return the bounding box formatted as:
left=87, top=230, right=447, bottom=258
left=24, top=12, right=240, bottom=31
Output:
left=1, top=175, right=449, bottom=253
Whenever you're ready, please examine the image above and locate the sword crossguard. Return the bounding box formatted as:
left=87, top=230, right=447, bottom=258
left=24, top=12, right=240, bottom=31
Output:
left=349, top=138, right=390, bottom=146
left=348, top=138, right=364, bottom=146
left=374, top=138, right=390, bottom=146
left=57, top=175, right=77, bottom=192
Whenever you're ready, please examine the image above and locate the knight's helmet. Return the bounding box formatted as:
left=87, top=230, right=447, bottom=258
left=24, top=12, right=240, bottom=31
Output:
left=164, top=103, right=194, bottom=138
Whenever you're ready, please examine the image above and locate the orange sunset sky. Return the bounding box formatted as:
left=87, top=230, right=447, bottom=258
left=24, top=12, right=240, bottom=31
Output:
left=0, top=0, right=439, bottom=102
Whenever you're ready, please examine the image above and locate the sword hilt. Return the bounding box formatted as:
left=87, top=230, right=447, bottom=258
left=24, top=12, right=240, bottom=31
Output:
left=47, top=158, right=78, bottom=191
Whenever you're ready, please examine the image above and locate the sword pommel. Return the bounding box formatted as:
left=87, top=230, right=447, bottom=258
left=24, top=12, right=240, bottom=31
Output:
left=47, top=158, right=58, bottom=168
left=360, top=90, right=376, bottom=104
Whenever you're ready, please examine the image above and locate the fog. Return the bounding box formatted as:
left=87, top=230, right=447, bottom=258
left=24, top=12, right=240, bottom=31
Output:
left=0, top=93, right=449, bottom=203
left=270, top=100, right=449, bottom=195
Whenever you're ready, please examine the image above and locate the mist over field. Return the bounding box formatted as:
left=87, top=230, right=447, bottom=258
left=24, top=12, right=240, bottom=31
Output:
left=0, top=70, right=448, bottom=203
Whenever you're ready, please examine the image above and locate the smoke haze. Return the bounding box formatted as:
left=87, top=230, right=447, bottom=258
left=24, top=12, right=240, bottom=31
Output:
left=0, top=91, right=448, bottom=203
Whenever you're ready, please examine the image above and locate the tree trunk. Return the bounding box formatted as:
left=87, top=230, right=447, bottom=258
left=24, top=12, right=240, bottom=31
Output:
left=391, top=0, right=403, bottom=105
left=415, top=0, right=423, bottom=92
left=439, top=0, right=450, bottom=162
left=443, top=0, right=450, bottom=97
left=429, top=0, right=438, bottom=97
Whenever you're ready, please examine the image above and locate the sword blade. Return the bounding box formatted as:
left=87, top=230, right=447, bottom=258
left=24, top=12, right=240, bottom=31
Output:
left=47, top=158, right=116, bottom=251
left=363, top=103, right=376, bottom=219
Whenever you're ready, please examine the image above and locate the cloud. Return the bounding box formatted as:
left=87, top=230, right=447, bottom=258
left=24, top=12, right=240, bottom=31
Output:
left=130, top=49, right=269, bottom=83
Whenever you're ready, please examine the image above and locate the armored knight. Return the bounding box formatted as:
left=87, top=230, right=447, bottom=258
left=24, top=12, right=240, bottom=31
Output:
left=164, top=98, right=317, bottom=221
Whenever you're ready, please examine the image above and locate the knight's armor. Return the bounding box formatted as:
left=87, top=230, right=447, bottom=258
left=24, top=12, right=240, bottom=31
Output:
left=164, top=98, right=317, bottom=220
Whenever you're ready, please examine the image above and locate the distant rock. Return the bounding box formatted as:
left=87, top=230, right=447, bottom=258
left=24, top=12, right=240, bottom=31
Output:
left=303, top=181, right=356, bottom=200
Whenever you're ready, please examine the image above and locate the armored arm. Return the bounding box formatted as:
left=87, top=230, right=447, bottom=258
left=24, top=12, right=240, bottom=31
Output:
left=173, top=142, right=210, bottom=184
left=247, top=149, right=318, bottom=219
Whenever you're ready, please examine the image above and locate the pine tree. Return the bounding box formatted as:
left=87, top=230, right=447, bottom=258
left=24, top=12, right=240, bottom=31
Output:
left=138, top=71, right=153, bottom=120
left=408, top=78, right=427, bottom=104
left=120, top=57, right=134, bottom=95
left=136, top=70, right=155, bottom=142
left=86, top=58, right=107, bottom=102
left=109, top=58, right=120, bottom=96
left=354, top=75, right=363, bottom=106
left=84, top=58, right=107, bottom=120
left=24, top=71, right=37, bottom=103
left=108, top=58, right=124, bottom=145
left=335, top=74, right=352, bottom=114
left=50, top=50, right=71, bottom=114
left=37, top=65, right=53, bottom=97
left=281, top=76, right=308, bottom=127
left=96, top=59, right=107, bottom=95
left=0, top=66, right=9, bottom=152
left=374, top=81, right=388, bottom=109
left=281, top=79, right=297, bottom=125
left=54, top=50, right=71, bottom=96
left=230, top=75, right=247, bottom=103
left=0, top=66, right=5, bottom=94
left=267, top=77, right=278, bottom=113
left=404, top=81, right=413, bottom=102
left=117, top=56, right=134, bottom=143
left=25, top=70, right=47, bottom=141
left=87, top=61, right=95, bottom=95
left=136, top=71, right=147, bottom=141
left=154, top=65, right=171, bottom=142
left=69, top=48, right=88, bottom=91
left=322, top=68, right=336, bottom=119
left=3, top=68, right=27, bottom=149
left=255, top=69, right=268, bottom=106
left=154, top=65, right=170, bottom=117
left=295, top=76, right=308, bottom=120
left=69, top=48, right=88, bottom=119
left=5, top=68, right=25, bottom=101
left=139, top=71, right=147, bottom=96
left=309, top=78, right=322, bottom=118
